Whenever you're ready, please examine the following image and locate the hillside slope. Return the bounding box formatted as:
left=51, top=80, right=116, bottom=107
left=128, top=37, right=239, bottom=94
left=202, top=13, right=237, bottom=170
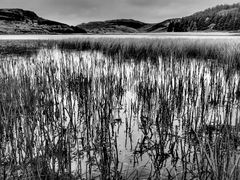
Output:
left=77, top=18, right=180, bottom=33
left=167, top=3, right=240, bottom=32
left=0, top=9, right=86, bottom=34
left=77, top=19, right=149, bottom=33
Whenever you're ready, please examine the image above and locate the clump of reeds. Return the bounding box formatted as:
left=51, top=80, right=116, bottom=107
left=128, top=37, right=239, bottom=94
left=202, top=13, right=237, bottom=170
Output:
left=52, top=38, right=240, bottom=69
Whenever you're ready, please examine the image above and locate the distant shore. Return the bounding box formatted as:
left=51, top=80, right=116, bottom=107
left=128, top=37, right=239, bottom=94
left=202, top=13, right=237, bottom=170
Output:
left=0, top=32, right=239, bottom=40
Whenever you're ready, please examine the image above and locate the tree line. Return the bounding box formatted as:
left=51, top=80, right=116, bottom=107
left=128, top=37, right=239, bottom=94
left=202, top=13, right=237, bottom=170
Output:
left=167, top=3, right=240, bottom=32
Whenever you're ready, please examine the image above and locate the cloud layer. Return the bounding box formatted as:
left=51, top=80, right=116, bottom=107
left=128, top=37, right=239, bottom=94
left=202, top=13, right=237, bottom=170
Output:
left=1, top=0, right=239, bottom=25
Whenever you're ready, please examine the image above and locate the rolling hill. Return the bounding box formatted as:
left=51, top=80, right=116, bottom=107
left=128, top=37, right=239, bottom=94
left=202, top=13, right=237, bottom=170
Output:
left=77, top=18, right=179, bottom=33
left=0, top=9, right=86, bottom=34
left=167, top=3, right=240, bottom=32
left=77, top=19, right=148, bottom=33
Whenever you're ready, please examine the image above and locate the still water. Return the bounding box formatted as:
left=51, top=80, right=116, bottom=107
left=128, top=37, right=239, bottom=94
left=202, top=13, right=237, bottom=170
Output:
left=0, top=32, right=239, bottom=40
left=1, top=45, right=240, bottom=179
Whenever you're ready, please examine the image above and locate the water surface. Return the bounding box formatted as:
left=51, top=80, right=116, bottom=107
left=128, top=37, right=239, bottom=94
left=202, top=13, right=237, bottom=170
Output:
left=0, top=32, right=240, bottom=40
left=1, top=46, right=240, bottom=179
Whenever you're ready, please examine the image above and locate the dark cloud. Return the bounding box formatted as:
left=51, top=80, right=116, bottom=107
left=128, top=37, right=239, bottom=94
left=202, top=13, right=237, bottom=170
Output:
left=1, top=0, right=240, bottom=25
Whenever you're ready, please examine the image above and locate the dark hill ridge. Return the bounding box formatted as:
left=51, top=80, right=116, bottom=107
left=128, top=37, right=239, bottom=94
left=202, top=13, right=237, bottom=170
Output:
left=0, top=9, right=86, bottom=34
left=0, top=9, right=39, bottom=21
left=77, top=19, right=148, bottom=33
left=167, top=3, right=240, bottom=32
left=77, top=19, right=176, bottom=33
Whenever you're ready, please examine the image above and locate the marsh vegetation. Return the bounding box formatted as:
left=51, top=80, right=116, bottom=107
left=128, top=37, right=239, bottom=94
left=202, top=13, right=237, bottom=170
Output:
left=1, top=37, right=240, bottom=179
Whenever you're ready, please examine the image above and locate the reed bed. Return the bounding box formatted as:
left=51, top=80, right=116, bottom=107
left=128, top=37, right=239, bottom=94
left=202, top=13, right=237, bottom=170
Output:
left=0, top=38, right=240, bottom=179
left=54, top=38, right=240, bottom=68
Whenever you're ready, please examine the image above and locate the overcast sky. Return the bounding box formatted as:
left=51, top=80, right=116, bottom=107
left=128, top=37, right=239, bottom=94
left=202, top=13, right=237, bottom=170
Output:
left=1, top=0, right=240, bottom=25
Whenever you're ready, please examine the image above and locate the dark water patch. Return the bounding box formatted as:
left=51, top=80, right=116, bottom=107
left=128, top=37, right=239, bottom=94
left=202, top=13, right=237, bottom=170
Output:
left=0, top=40, right=42, bottom=57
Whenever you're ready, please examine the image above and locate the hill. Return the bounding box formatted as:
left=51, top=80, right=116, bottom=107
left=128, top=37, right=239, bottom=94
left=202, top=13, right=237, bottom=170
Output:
left=77, top=18, right=180, bottom=33
left=78, top=3, right=240, bottom=33
left=77, top=19, right=147, bottom=33
left=167, top=3, right=240, bottom=32
left=0, top=9, right=86, bottom=34
left=2, top=3, right=240, bottom=34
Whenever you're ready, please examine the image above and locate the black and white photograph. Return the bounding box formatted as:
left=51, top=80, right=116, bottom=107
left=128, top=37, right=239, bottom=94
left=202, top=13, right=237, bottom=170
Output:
left=0, top=0, right=240, bottom=179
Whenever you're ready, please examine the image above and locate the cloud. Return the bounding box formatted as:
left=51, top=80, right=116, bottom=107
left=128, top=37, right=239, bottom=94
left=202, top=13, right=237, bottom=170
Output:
left=127, top=0, right=168, bottom=7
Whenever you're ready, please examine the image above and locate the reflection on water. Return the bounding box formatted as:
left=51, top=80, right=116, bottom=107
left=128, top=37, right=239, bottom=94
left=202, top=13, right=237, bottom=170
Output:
left=1, top=48, right=240, bottom=179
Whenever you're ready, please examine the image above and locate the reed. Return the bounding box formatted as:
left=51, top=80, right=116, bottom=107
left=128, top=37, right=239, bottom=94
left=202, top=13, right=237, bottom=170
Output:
left=0, top=38, right=240, bottom=179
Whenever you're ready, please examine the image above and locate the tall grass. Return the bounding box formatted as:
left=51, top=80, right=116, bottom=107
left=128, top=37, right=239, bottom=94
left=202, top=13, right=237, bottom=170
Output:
left=0, top=38, right=240, bottom=179
left=54, top=38, right=240, bottom=68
